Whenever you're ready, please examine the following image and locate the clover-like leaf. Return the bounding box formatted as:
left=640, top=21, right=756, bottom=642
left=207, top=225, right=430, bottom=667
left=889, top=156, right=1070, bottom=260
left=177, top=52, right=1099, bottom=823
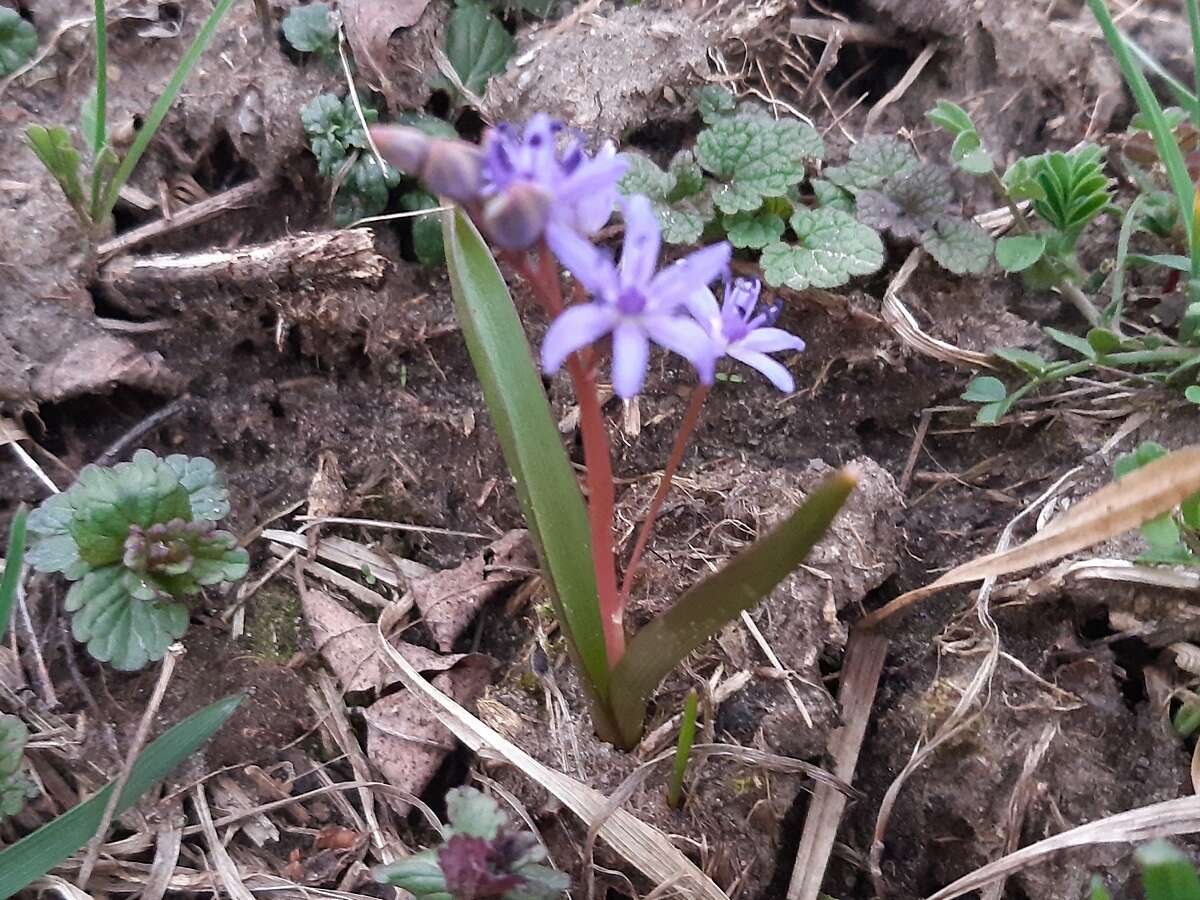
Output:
left=282, top=2, right=337, bottom=56
left=724, top=209, right=785, bottom=249
left=995, top=234, right=1046, bottom=273
left=858, top=163, right=954, bottom=240
left=696, top=84, right=737, bottom=124
left=696, top=116, right=822, bottom=215
left=442, top=1, right=515, bottom=99
left=822, top=135, right=917, bottom=194
left=961, top=375, right=1007, bottom=403
left=920, top=216, right=994, bottom=274
left=0, top=8, right=36, bottom=77
left=0, top=715, right=36, bottom=820
left=760, top=207, right=884, bottom=290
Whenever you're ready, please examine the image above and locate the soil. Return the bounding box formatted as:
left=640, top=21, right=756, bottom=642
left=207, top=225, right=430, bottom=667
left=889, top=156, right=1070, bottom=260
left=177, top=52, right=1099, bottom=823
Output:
left=4, top=0, right=1200, bottom=898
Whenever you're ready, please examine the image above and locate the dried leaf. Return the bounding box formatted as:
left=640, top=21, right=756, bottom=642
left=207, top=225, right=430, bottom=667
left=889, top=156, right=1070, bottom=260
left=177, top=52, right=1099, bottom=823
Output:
left=862, top=446, right=1200, bottom=627
left=302, top=587, right=387, bottom=692
left=342, top=0, right=436, bottom=104
left=410, top=530, right=534, bottom=651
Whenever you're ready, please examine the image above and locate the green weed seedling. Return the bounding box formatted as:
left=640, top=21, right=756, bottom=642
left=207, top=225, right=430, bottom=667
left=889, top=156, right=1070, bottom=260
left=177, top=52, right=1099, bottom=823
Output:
left=619, top=86, right=993, bottom=293
left=374, top=787, right=568, bottom=899
left=433, top=0, right=516, bottom=105
left=282, top=2, right=339, bottom=65
left=0, top=8, right=37, bottom=77
left=302, top=93, right=400, bottom=224
left=0, top=716, right=37, bottom=820
left=25, top=0, right=235, bottom=240
left=24, top=450, right=248, bottom=671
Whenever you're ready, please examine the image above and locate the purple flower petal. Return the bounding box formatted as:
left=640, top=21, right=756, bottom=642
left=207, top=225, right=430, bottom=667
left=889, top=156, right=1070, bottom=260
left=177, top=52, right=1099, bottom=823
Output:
left=684, top=287, right=721, bottom=324
left=643, top=314, right=716, bottom=383
left=541, top=303, right=615, bottom=373
left=611, top=321, right=650, bottom=398
left=545, top=224, right=619, bottom=300
left=618, top=195, right=662, bottom=289
left=737, top=327, right=806, bottom=354
left=558, top=148, right=626, bottom=234
left=647, top=242, right=732, bottom=309
left=728, top=348, right=796, bottom=392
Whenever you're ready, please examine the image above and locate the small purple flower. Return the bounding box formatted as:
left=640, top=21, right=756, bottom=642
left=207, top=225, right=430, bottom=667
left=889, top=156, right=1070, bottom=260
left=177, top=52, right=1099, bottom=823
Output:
left=480, top=114, right=627, bottom=250
left=687, top=278, right=805, bottom=392
left=542, top=195, right=731, bottom=398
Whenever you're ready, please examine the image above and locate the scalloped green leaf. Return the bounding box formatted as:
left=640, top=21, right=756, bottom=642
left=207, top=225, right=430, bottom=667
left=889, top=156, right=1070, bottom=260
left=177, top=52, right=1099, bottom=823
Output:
left=0, top=715, right=34, bottom=821
left=696, top=116, right=821, bottom=215
left=281, top=2, right=337, bottom=55
left=0, top=8, right=36, bottom=77
left=656, top=197, right=711, bottom=245
left=822, top=135, right=917, bottom=194
left=67, top=567, right=188, bottom=671
left=859, top=163, right=954, bottom=240
left=618, top=152, right=673, bottom=202
left=445, top=786, right=508, bottom=839
left=920, top=216, right=994, bottom=274
left=760, top=207, right=884, bottom=290
left=724, top=210, right=785, bottom=249
left=696, top=84, right=737, bottom=124
left=667, top=150, right=705, bottom=200
left=811, top=177, right=854, bottom=213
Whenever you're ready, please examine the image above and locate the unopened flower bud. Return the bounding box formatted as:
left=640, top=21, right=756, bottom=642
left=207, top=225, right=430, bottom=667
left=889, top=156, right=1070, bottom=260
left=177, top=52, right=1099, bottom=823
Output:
left=422, top=140, right=483, bottom=204
left=368, top=125, right=431, bottom=175
left=482, top=182, right=553, bottom=251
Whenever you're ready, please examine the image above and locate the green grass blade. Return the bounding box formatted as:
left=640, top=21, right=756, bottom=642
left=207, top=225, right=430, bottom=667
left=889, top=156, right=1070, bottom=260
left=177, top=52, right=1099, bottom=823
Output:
left=1137, top=840, right=1200, bottom=900
left=0, top=695, right=242, bottom=898
left=1104, top=193, right=1146, bottom=326
left=88, top=0, right=107, bottom=215
left=1188, top=0, right=1200, bottom=128
left=1122, top=30, right=1200, bottom=118
left=0, top=506, right=27, bottom=644
left=1088, top=0, right=1195, bottom=251
left=95, top=0, right=236, bottom=225
left=442, top=208, right=610, bottom=702
left=667, top=689, right=698, bottom=809
left=609, top=469, right=856, bottom=748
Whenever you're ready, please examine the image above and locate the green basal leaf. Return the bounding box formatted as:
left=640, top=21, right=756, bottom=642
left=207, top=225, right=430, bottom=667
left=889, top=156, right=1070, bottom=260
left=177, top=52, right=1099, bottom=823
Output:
left=25, top=125, right=86, bottom=213
left=656, top=195, right=712, bottom=245
left=618, top=152, right=674, bottom=202
left=608, top=469, right=856, bottom=748
left=1045, top=326, right=1098, bottom=360
left=445, top=786, right=507, bottom=839
left=0, top=8, right=35, bottom=77
left=926, top=99, right=976, bottom=137
left=66, top=566, right=189, bottom=671
left=696, top=116, right=822, bottom=214
left=994, top=347, right=1051, bottom=378
left=822, top=135, right=917, bottom=194
left=0, top=715, right=35, bottom=821
left=995, top=234, right=1047, bottom=273
left=0, top=507, right=27, bottom=645
left=0, top=696, right=242, bottom=898
left=442, top=0, right=515, bottom=98
left=724, top=209, right=786, bottom=249
left=961, top=375, right=1007, bottom=403
left=760, top=207, right=884, bottom=290
left=811, top=177, right=854, bottom=213
left=1138, top=840, right=1200, bottom=900
left=401, top=191, right=447, bottom=266
left=442, top=208, right=610, bottom=704
left=374, top=850, right=451, bottom=899
left=920, top=216, right=993, bottom=275
left=857, top=163, right=953, bottom=241
left=282, top=2, right=338, bottom=56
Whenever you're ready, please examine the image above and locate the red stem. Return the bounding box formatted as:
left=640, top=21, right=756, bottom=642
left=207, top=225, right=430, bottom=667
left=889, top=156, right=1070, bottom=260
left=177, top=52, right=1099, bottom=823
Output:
left=618, top=385, right=709, bottom=605
left=513, top=246, right=625, bottom=666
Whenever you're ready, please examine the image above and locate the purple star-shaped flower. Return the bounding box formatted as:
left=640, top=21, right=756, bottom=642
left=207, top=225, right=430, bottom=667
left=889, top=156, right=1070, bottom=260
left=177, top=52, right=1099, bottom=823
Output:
left=687, top=277, right=805, bottom=392
left=480, top=114, right=627, bottom=250
left=542, top=195, right=731, bottom=398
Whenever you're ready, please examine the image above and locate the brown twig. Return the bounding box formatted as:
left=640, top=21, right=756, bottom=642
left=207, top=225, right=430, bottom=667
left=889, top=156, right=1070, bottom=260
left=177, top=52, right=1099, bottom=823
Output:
left=77, top=643, right=183, bottom=889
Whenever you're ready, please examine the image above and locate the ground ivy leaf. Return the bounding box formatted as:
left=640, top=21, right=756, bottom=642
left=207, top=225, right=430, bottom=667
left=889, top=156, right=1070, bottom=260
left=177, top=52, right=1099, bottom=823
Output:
left=0, top=8, right=36, bottom=77
left=667, top=150, right=705, bottom=200
left=760, top=208, right=884, bottom=289
left=811, top=177, right=854, bottom=213
left=995, top=234, right=1046, bottom=272
left=281, top=2, right=337, bottom=55
left=446, top=786, right=508, bottom=839
left=696, top=117, right=820, bottom=214
left=67, top=567, right=188, bottom=672
left=871, top=163, right=954, bottom=239
left=618, top=151, right=674, bottom=202
left=724, top=210, right=785, bottom=249
left=696, top=84, right=737, bottom=124
left=655, top=194, right=712, bottom=245
left=822, top=135, right=917, bottom=194
left=921, top=216, right=994, bottom=274
left=443, top=1, right=515, bottom=98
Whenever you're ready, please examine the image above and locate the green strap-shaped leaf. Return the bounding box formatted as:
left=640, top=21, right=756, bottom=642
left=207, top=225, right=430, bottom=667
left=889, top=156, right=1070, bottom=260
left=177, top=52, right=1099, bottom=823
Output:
left=0, top=695, right=242, bottom=898
left=0, top=507, right=27, bottom=644
left=442, top=209, right=610, bottom=703
left=608, top=469, right=856, bottom=748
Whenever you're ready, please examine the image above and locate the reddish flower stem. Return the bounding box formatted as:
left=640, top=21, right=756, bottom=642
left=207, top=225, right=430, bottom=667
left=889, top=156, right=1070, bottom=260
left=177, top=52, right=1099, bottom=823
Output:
left=618, top=384, right=709, bottom=605
left=511, top=246, right=625, bottom=666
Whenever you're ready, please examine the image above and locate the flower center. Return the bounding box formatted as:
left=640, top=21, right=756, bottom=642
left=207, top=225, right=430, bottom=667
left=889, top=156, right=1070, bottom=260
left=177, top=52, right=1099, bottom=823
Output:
left=616, top=286, right=647, bottom=315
